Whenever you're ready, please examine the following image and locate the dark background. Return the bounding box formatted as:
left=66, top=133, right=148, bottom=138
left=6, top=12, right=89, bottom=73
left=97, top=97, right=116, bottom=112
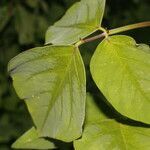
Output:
left=0, top=0, right=149, bottom=149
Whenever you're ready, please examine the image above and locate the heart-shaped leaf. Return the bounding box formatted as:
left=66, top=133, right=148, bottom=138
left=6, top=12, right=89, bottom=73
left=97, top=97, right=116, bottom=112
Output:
left=12, top=127, right=56, bottom=149
left=90, top=35, right=150, bottom=124
left=8, top=45, right=86, bottom=142
left=45, top=0, right=106, bottom=45
left=74, top=94, right=150, bottom=150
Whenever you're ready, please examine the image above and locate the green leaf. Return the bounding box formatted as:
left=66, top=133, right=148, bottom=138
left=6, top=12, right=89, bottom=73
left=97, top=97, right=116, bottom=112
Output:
left=85, top=93, right=106, bottom=123
left=15, top=5, right=35, bottom=44
left=74, top=93, right=150, bottom=150
left=12, top=127, right=56, bottom=149
left=25, top=0, right=39, bottom=8
left=45, top=0, right=106, bottom=45
left=8, top=45, right=86, bottom=142
left=35, top=15, right=49, bottom=39
left=90, top=35, right=150, bottom=124
left=0, top=6, right=11, bottom=32
left=74, top=120, right=150, bottom=150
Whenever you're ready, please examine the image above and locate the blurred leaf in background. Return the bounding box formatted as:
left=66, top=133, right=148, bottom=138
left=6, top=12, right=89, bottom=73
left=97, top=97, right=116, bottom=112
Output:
left=0, top=1, right=66, bottom=149
left=0, top=0, right=149, bottom=149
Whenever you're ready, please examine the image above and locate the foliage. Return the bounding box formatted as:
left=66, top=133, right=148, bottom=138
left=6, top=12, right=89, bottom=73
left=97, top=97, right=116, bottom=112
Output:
left=12, top=127, right=56, bottom=149
left=8, top=45, right=86, bottom=142
left=74, top=94, right=150, bottom=150
left=91, top=35, right=150, bottom=124
left=0, top=0, right=150, bottom=150
left=45, top=0, right=105, bottom=45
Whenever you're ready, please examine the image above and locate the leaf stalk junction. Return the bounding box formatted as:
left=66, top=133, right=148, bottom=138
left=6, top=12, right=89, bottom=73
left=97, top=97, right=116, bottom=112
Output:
left=75, top=21, right=150, bottom=47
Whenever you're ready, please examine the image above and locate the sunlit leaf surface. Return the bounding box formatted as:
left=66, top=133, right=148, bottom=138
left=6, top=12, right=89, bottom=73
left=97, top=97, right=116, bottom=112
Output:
left=45, top=0, right=106, bottom=45
left=12, top=127, right=56, bottom=149
left=74, top=94, right=150, bottom=150
left=8, top=45, right=86, bottom=142
left=90, top=35, right=150, bottom=124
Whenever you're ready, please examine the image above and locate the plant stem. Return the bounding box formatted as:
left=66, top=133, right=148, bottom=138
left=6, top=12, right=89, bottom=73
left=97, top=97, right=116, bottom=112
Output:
left=74, top=32, right=107, bottom=47
left=75, top=21, right=150, bottom=47
left=109, top=21, right=150, bottom=35
left=82, top=32, right=106, bottom=44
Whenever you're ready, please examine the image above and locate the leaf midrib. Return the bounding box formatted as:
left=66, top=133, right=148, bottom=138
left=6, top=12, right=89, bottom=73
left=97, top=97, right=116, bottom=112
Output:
left=40, top=49, right=77, bottom=134
left=119, top=123, right=128, bottom=150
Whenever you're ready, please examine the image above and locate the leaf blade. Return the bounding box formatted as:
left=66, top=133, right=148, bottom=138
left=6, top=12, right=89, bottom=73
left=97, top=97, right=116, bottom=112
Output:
left=74, top=94, right=150, bottom=150
left=74, top=120, right=150, bottom=150
left=12, top=127, right=56, bottom=149
left=45, top=0, right=106, bottom=45
left=90, top=35, right=150, bottom=124
left=8, top=45, right=86, bottom=142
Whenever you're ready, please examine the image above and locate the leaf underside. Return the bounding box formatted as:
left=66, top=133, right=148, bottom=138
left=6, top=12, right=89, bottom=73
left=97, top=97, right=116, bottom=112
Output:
left=90, top=35, right=150, bottom=124
left=45, top=0, right=106, bottom=45
left=8, top=45, right=86, bottom=142
left=74, top=94, right=150, bottom=150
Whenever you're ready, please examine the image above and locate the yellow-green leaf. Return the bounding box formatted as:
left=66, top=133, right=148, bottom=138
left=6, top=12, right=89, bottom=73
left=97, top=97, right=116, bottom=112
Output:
left=90, top=35, right=150, bottom=124
left=12, top=127, right=56, bottom=149
left=85, top=93, right=106, bottom=123
left=8, top=45, right=86, bottom=142
left=74, top=94, right=150, bottom=150
left=45, top=0, right=106, bottom=45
